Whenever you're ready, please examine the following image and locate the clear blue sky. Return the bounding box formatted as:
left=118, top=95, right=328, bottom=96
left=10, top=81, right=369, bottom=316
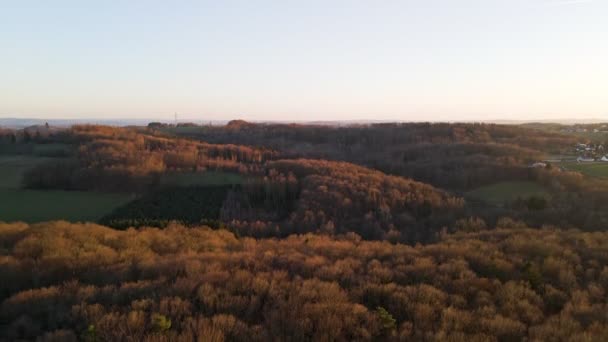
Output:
left=1, top=0, right=606, bottom=121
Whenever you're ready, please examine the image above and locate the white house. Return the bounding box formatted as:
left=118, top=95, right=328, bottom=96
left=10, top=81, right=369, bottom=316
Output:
left=577, top=156, right=595, bottom=163
left=529, top=162, right=547, bottom=168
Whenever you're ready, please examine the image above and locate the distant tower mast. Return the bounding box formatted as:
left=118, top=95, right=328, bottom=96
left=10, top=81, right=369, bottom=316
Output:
left=174, top=112, right=178, bottom=124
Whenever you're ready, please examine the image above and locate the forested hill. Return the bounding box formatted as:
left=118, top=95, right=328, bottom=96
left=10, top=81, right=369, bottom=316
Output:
left=147, top=122, right=608, bottom=232
left=6, top=125, right=464, bottom=243
left=5, top=123, right=608, bottom=235
left=160, top=122, right=579, bottom=190
left=21, top=124, right=277, bottom=192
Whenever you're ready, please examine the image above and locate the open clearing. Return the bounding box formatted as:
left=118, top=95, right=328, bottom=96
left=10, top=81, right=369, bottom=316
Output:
left=0, top=189, right=132, bottom=223
left=559, top=162, right=608, bottom=179
left=0, top=154, right=131, bottom=222
left=466, top=181, right=549, bottom=205
left=0, top=155, right=242, bottom=223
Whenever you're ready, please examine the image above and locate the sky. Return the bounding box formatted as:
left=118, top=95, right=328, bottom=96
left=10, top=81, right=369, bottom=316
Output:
left=0, top=0, right=607, bottom=122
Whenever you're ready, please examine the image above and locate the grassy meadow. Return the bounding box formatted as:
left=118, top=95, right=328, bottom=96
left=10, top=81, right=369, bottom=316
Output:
left=0, top=155, right=131, bottom=223
left=466, top=181, right=549, bottom=205
left=559, top=161, right=608, bottom=179
left=0, top=189, right=132, bottom=222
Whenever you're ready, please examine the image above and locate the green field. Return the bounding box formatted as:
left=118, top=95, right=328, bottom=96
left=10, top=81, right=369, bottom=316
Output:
left=31, top=143, right=74, bottom=157
left=559, top=162, right=608, bottom=179
left=0, top=143, right=73, bottom=157
left=466, top=181, right=549, bottom=205
left=161, top=171, right=243, bottom=187
left=0, top=154, right=131, bottom=223
left=0, top=189, right=132, bottom=223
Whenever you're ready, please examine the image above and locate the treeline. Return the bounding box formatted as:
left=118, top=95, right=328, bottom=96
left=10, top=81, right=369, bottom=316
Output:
left=0, top=128, right=16, bottom=143
left=522, top=122, right=608, bottom=144
left=22, top=125, right=277, bottom=192
left=166, top=122, right=579, bottom=190
left=2, top=221, right=608, bottom=341
left=0, top=127, right=73, bottom=156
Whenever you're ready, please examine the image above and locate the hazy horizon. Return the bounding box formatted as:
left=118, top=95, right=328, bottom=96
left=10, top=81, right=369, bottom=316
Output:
left=2, top=0, right=607, bottom=121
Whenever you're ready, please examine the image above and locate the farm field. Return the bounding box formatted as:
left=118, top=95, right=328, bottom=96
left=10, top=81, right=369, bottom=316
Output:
left=466, top=181, right=549, bottom=205
left=0, top=154, right=131, bottom=222
left=0, top=189, right=132, bottom=223
left=0, top=142, right=73, bottom=157
left=31, top=143, right=74, bottom=157
left=559, top=161, right=608, bottom=179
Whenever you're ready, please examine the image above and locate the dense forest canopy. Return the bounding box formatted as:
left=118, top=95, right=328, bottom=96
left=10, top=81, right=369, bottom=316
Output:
left=2, top=221, right=608, bottom=341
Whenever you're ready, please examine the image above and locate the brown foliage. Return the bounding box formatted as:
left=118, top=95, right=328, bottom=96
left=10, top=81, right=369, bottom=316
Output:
left=2, top=222, right=608, bottom=340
